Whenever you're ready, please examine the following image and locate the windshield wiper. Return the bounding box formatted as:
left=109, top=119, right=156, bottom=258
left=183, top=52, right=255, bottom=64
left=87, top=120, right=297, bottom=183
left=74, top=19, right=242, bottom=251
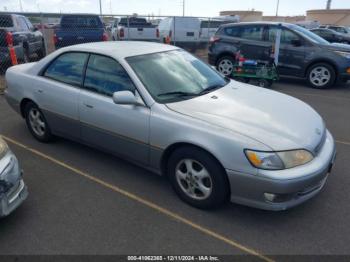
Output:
left=157, top=91, right=199, bottom=97
left=197, top=84, right=225, bottom=95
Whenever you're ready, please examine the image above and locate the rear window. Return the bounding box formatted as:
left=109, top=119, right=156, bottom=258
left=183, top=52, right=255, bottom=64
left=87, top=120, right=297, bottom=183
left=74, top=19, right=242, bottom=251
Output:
left=223, top=26, right=241, bottom=37
left=0, top=15, right=13, bottom=27
left=61, top=16, right=103, bottom=28
left=119, top=17, right=150, bottom=26
left=200, top=21, right=225, bottom=29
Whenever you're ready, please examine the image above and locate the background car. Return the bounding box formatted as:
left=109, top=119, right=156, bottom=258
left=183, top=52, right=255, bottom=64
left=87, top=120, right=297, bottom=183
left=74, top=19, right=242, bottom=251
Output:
left=0, top=14, right=46, bottom=67
left=0, top=136, right=28, bottom=217
left=310, top=28, right=350, bottom=44
left=320, top=25, right=350, bottom=35
left=158, top=17, right=201, bottom=48
left=111, top=17, right=159, bottom=41
left=53, top=14, right=108, bottom=49
left=4, top=41, right=336, bottom=211
left=209, top=22, right=350, bottom=88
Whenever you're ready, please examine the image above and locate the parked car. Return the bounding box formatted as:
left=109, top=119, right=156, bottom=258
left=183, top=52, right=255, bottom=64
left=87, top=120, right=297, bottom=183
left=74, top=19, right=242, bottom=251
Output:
left=111, top=17, right=159, bottom=41
left=320, top=25, right=350, bottom=35
left=0, top=14, right=46, bottom=67
left=54, top=14, right=108, bottom=49
left=158, top=17, right=201, bottom=47
left=200, top=16, right=240, bottom=42
left=5, top=41, right=336, bottom=211
left=310, top=28, right=350, bottom=44
left=0, top=136, right=28, bottom=217
left=200, top=19, right=230, bottom=42
left=209, top=22, right=350, bottom=88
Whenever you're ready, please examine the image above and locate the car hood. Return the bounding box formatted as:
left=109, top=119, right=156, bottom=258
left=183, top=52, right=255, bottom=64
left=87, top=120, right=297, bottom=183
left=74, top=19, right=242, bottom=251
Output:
left=322, top=42, right=350, bottom=52
left=166, top=81, right=325, bottom=152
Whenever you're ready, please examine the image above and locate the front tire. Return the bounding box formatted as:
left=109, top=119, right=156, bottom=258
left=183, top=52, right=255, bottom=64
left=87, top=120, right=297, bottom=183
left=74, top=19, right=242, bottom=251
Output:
left=307, top=63, right=335, bottom=89
left=167, top=146, right=229, bottom=209
left=37, top=41, right=46, bottom=59
left=24, top=102, right=53, bottom=143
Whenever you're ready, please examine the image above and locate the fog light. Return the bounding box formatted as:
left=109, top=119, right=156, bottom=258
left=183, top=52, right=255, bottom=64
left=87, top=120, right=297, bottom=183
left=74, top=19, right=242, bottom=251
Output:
left=264, top=193, right=276, bottom=202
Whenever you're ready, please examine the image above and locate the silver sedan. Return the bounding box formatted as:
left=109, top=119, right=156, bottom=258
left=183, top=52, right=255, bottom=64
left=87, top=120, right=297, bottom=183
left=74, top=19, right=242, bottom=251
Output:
left=5, top=42, right=336, bottom=210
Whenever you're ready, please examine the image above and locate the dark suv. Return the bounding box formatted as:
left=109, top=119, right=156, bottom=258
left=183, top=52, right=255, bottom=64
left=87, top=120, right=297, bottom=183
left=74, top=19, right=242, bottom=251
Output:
left=209, top=22, right=350, bottom=88
left=0, top=14, right=46, bottom=68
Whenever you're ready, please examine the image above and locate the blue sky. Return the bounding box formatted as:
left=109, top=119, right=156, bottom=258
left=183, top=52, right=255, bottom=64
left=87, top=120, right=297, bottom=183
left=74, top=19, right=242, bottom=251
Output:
left=2, top=0, right=349, bottom=17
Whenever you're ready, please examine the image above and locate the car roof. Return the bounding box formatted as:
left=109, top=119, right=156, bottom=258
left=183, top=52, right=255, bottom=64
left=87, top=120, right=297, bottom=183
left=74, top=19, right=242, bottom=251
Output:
left=220, top=21, right=295, bottom=28
left=60, top=41, right=180, bottom=59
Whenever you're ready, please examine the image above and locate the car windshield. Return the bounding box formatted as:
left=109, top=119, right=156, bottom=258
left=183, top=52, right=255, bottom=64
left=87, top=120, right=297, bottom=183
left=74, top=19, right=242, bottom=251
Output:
left=126, top=50, right=229, bottom=103
left=286, top=24, right=329, bottom=45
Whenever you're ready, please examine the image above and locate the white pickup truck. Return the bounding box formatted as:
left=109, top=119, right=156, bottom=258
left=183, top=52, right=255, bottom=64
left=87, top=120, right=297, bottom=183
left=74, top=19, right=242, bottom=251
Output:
left=111, top=17, right=159, bottom=41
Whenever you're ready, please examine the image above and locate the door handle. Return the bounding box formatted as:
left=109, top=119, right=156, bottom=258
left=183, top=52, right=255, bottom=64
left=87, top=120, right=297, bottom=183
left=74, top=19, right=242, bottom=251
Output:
left=37, top=89, right=43, bottom=93
left=83, top=103, right=94, bottom=109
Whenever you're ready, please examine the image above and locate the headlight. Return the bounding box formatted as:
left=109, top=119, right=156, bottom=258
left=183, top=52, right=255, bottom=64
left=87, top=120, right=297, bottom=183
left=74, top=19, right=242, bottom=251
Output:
left=335, top=51, right=350, bottom=59
left=245, top=149, right=313, bottom=170
left=0, top=136, right=9, bottom=159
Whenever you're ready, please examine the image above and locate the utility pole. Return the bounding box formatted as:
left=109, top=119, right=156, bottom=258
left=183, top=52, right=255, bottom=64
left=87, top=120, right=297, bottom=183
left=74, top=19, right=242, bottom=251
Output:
left=275, top=0, right=280, bottom=16
left=326, top=0, right=332, bottom=9
left=182, top=0, right=185, bottom=16
left=19, top=0, right=23, bottom=12
left=99, top=0, right=102, bottom=15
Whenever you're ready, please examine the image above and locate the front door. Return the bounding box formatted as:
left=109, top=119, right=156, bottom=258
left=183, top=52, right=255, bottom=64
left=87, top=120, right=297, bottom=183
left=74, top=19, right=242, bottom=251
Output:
left=79, top=54, right=150, bottom=165
left=267, top=26, right=306, bottom=76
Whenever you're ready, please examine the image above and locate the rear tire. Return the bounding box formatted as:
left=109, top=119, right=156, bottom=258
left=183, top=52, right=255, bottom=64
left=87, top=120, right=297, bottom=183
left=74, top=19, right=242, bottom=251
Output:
left=216, top=56, right=235, bottom=77
left=307, top=63, right=335, bottom=89
left=24, top=102, right=53, bottom=143
left=167, top=146, right=229, bottom=209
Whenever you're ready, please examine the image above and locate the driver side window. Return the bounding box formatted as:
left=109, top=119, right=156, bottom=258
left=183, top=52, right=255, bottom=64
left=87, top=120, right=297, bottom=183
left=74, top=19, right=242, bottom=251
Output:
left=268, top=27, right=301, bottom=45
left=84, top=54, right=135, bottom=97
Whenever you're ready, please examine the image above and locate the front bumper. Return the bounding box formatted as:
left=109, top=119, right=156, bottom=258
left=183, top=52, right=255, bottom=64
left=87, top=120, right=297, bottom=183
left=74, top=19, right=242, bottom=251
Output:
left=226, top=130, right=336, bottom=211
left=0, top=152, right=28, bottom=217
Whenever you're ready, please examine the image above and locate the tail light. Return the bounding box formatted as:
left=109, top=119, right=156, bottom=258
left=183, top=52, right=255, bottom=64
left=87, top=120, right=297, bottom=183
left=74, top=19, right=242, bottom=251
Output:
left=169, top=30, right=172, bottom=38
left=119, top=28, right=124, bottom=38
left=53, top=33, right=58, bottom=45
left=102, top=32, right=108, bottom=41
left=5, top=32, right=13, bottom=46
left=209, top=36, right=220, bottom=44
left=156, top=28, right=159, bottom=38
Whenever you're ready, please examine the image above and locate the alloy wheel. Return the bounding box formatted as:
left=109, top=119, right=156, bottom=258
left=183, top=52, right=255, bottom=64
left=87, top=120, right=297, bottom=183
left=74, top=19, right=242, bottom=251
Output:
left=175, top=159, right=212, bottom=200
left=28, top=108, right=46, bottom=137
left=218, top=59, right=233, bottom=76
left=309, top=66, right=331, bottom=87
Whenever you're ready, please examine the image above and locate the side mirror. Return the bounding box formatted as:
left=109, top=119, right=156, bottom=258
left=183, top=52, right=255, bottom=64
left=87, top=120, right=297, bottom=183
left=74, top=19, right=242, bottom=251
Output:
left=112, top=90, right=143, bottom=106
left=33, top=27, right=38, bottom=31
left=291, top=39, right=302, bottom=46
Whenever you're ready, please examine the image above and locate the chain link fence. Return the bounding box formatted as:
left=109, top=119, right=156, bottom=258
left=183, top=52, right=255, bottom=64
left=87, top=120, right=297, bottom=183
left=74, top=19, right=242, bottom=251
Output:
left=0, top=11, right=239, bottom=74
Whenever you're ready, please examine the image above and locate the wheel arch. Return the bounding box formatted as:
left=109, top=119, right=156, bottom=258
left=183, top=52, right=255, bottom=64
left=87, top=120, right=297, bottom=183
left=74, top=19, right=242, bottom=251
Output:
left=160, top=142, right=227, bottom=179
left=215, top=51, right=236, bottom=66
left=305, top=59, right=338, bottom=79
left=20, top=98, right=35, bottom=118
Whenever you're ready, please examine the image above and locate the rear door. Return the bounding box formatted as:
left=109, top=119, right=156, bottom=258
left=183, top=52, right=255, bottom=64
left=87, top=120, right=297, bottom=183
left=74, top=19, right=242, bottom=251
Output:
left=38, top=52, right=89, bottom=140
left=238, top=24, right=270, bottom=61
left=174, top=18, right=200, bottom=42
left=267, top=26, right=306, bottom=76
